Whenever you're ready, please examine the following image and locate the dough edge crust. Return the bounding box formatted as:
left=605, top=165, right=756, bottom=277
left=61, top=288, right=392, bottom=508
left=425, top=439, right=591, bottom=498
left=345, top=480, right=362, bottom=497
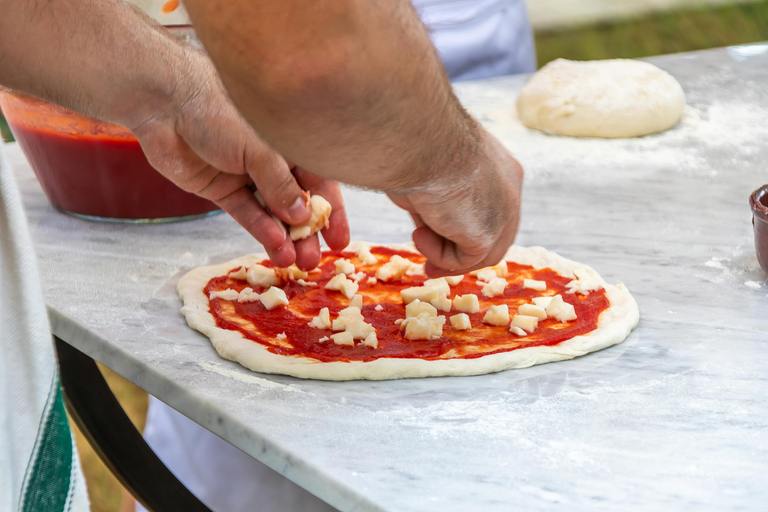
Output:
left=178, top=241, right=640, bottom=381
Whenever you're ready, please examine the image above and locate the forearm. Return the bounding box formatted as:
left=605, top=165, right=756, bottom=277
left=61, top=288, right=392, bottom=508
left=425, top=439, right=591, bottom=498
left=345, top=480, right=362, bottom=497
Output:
left=183, top=0, right=481, bottom=192
left=0, top=0, right=192, bottom=128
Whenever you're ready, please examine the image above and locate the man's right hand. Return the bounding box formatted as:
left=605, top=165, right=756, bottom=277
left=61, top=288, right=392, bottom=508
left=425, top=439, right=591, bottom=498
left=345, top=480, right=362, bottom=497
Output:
left=387, top=131, right=523, bottom=276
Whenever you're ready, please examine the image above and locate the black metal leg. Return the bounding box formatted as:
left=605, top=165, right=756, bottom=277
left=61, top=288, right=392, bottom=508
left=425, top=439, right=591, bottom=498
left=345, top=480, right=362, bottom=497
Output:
left=54, top=336, right=212, bottom=512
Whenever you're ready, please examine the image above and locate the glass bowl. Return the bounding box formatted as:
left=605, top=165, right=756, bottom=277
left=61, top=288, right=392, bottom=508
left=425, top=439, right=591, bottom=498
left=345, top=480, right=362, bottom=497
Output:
left=0, top=26, right=219, bottom=223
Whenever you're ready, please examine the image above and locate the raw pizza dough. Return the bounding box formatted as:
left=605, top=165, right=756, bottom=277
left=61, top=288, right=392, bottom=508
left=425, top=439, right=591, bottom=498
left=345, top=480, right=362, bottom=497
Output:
left=516, top=58, right=686, bottom=138
left=178, top=242, right=639, bottom=381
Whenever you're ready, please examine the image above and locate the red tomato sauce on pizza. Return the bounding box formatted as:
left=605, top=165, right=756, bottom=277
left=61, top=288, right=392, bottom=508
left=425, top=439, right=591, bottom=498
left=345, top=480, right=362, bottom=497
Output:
left=204, top=247, right=610, bottom=363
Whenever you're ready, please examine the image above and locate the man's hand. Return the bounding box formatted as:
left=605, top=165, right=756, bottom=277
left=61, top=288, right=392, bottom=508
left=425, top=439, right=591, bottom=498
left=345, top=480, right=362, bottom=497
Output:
left=129, top=51, right=349, bottom=269
left=387, top=131, right=523, bottom=276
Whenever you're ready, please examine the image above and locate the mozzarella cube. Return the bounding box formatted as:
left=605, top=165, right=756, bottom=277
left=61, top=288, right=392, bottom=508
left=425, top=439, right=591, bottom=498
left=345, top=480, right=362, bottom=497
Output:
left=566, top=268, right=602, bottom=295
left=403, top=317, right=432, bottom=340
left=289, top=194, right=332, bottom=241
left=453, top=294, right=480, bottom=313
left=289, top=225, right=311, bottom=241
left=238, top=287, right=261, bottom=303
left=209, top=289, right=240, bottom=301
left=523, top=279, right=547, bottom=291
left=296, top=278, right=318, bottom=287
left=308, top=307, right=332, bottom=329
left=335, top=258, right=356, bottom=275
left=424, top=278, right=451, bottom=296
left=374, top=304, right=384, bottom=311
left=547, top=296, right=577, bottom=322
left=330, top=331, right=355, bottom=346
left=511, top=314, right=538, bottom=333
left=375, top=255, right=412, bottom=282
left=509, top=325, right=528, bottom=336
left=350, top=294, right=363, bottom=309
left=325, top=273, right=348, bottom=291
left=405, top=263, right=426, bottom=276
left=333, top=306, right=364, bottom=330
left=362, top=332, right=378, bottom=349
left=357, top=247, right=378, bottom=266
left=400, top=285, right=440, bottom=305
left=482, top=277, right=508, bottom=298
left=259, top=287, right=289, bottom=310
left=339, top=279, right=359, bottom=299
left=427, top=315, right=447, bottom=338
left=406, top=299, right=438, bottom=318
left=444, top=275, right=465, bottom=286
left=278, top=264, right=308, bottom=280
left=367, top=277, right=378, bottom=285
left=229, top=266, right=247, bottom=280
left=532, top=296, right=554, bottom=309
left=318, top=336, right=330, bottom=343
left=246, top=264, right=280, bottom=288
left=518, top=303, right=547, bottom=320
left=430, top=294, right=452, bottom=313
left=349, top=271, right=367, bottom=283
left=450, top=313, right=471, bottom=330
left=483, top=305, right=510, bottom=326
left=476, top=268, right=498, bottom=283
left=345, top=319, right=375, bottom=340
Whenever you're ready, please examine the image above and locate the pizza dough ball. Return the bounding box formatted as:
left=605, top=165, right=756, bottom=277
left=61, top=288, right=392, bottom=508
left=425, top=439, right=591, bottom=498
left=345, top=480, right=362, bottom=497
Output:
left=516, top=58, right=685, bottom=138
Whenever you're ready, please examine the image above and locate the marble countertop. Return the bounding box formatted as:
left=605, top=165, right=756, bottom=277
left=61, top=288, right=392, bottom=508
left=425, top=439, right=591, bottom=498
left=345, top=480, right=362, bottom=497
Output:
left=8, top=45, right=768, bottom=511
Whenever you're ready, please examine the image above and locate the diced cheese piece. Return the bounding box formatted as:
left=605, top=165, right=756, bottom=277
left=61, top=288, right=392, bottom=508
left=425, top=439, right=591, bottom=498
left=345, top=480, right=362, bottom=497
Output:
left=566, top=267, right=603, bottom=295
left=338, top=306, right=363, bottom=319
left=345, top=319, right=375, bottom=340
left=483, top=305, right=510, bottom=326
left=238, top=287, right=261, bottom=303
left=405, top=263, right=425, bottom=276
left=350, top=294, right=363, bottom=309
left=523, top=279, right=547, bottom=291
left=362, top=332, right=378, bottom=349
left=450, top=313, right=471, bottom=330
left=430, top=294, right=452, bottom=313
left=403, top=317, right=432, bottom=340
left=511, top=314, right=538, bottom=333
left=475, top=268, right=498, bottom=283
left=308, top=307, right=332, bottom=329
left=394, top=318, right=404, bottom=326
left=406, top=299, right=438, bottom=318
left=318, top=336, right=330, bottom=343
left=356, top=247, right=378, bottom=266
left=400, top=285, right=440, bottom=305
left=374, top=304, right=384, bottom=311
left=453, top=294, right=480, bottom=313
left=546, top=295, right=577, bottom=322
left=444, top=275, right=464, bottom=286
left=335, top=258, right=356, bottom=275
left=259, top=286, right=289, bottom=310
left=209, top=289, right=240, bottom=301
left=509, top=325, right=528, bottom=336
left=367, top=277, right=377, bottom=285
left=246, top=264, right=280, bottom=288
left=492, top=261, right=508, bottom=277
left=532, top=296, right=554, bottom=309
left=296, top=278, right=318, bottom=287
left=276, top=332, right=287, bottom=340
left=289, top=194, right=332, bottom=241
left=427, top=315, right=447, bottom=338
left=277, top=264, right=309, bottom=280
left=330, top=331, right=354, bottom=346
left=229, top=266, right=247, bottom=280
left=482, top=277, right=507, bottom=298
left=325, top=273, right=348, bottom=291
left=375, top=255, right=413, bottom=282
left=518, top=303, right=547, bottom=320
left=424, top=278, right=450, bottom=296
left=349, top=271, right=367, bottom=283
left=339, top=279, right=359, bottom=299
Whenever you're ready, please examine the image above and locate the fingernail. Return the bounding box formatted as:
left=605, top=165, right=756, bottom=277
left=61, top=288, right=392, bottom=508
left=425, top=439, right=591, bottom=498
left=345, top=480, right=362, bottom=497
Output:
left=288, top=196, right=309, bottom=219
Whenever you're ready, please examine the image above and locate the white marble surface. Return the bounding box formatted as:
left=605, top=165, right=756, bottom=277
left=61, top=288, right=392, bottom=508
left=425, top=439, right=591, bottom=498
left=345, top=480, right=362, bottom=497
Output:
left=8, top=45, right=768, bottom=511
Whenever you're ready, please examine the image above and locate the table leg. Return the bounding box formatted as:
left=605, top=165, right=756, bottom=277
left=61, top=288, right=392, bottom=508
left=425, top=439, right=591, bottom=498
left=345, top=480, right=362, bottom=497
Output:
left=54, top=336, right=212, bottom=512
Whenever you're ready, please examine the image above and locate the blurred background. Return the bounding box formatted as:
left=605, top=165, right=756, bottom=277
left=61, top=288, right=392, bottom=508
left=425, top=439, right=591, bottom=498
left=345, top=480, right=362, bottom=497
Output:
left=1, top=1, right=767, bottom=511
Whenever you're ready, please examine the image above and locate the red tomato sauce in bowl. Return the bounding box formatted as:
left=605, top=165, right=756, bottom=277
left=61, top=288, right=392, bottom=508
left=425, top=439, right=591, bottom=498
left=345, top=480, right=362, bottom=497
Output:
left=0, top=91, right=220, bottom=222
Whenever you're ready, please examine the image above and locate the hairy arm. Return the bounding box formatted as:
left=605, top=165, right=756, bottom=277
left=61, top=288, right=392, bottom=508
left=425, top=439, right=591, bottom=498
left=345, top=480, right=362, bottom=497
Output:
left=0, top=0, right=350, bottom=268
left=184, top=0, right=523, bottom=273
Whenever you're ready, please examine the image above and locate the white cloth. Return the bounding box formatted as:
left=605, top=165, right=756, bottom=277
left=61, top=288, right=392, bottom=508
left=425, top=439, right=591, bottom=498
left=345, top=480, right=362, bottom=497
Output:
left=140, top=2, right=535, bottom=510
left=0, top=144, right=89, bottom=512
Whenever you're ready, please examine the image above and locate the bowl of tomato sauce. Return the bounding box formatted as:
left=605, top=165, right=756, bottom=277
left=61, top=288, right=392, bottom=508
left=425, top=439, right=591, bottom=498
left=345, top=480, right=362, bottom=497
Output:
left=0, top=27, right=220, bottom=223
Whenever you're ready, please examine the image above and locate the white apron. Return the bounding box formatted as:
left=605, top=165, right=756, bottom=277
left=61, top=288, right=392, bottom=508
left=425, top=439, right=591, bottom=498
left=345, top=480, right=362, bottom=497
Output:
left=0, top=145, right=90, bottom=512
left=139, top=2, right=535, bottom=510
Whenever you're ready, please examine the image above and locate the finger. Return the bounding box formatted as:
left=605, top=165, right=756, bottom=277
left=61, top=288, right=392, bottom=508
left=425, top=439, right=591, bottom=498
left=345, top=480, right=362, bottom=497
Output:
left=213, top=185, right=289, bottom=252
left=412, top=226, right=488, bottom=275
left=294, top=169, right=350, bottom=251
left=293, top=235, right=322, bottom=270
left=246, top=145, right=311, bottom=226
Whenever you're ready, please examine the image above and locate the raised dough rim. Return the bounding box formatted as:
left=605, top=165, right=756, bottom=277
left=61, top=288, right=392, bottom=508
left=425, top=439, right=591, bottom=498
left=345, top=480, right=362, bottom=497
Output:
left=177, top=241, right=640, bottom=381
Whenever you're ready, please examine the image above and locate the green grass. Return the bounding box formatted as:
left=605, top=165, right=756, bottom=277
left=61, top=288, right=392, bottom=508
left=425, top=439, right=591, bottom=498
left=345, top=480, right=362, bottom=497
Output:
left=0, top=112, right=12, bottom=143
left=535, top=1, right=768, bottom=66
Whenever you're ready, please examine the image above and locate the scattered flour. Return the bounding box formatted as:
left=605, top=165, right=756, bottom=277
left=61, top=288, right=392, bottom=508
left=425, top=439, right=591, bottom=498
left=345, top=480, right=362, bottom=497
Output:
left=744, top=281, right=762, bottom=290
left=199, top=362, right=300, bottom=392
